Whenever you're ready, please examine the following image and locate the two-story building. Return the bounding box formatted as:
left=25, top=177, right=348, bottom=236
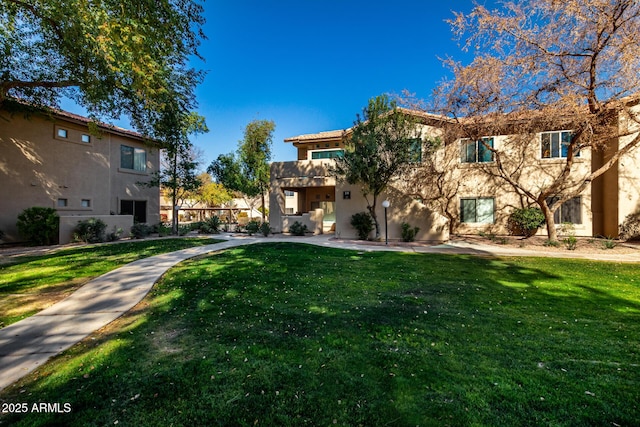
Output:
left=269, top=108, right=640, bottom=241
left=0, top=103, right=161, bottom=244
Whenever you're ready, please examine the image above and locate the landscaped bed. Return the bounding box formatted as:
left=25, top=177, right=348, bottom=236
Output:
left=1, top=242, right=638, bottom=426
left=0, top=238, right=224, bottom=328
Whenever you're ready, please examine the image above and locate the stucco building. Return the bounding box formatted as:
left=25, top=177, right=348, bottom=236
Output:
left=269, top=109, right=640, bottom=241
left=0, top=104, right=160, bottom=244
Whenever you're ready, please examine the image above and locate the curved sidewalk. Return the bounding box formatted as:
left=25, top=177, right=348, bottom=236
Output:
left=1, top=234, right=638, bottom=391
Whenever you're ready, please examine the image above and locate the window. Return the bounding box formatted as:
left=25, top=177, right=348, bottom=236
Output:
left=284, top=190, right=295, bottom=197
left=81, top=199, right=91, bottom=208
left=81, top=134, right=91, bottom=143
left=57, top=128, right=68, bottom=138
left=460, top=197, right=495, bottom=223
left=120, top=200, right=147, bottom=223
left=461, top=137, right=494, bottom=163
left=409, top=138, right=422, bottom=163
left=547, top=196, right=582, bottom=224
left=311, top=150, right=344, bottom=159
left=285, top=208, right=294, bottom=214
left=57, top=198, right=68, bottom=207
left=541, top=131, right=578, bottom=158
left=120, top=145, right=147, bottom=172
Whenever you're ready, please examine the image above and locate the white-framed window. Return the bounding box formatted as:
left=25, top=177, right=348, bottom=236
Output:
left=541, top=131, right=578, bottom=159
left=120, top=145, right=147, bottom=172
left=547, top=196, right=582, bottom=224
left=460, top=197, right=495, bottom=224
left=285, top=208, right=294, bottom=214
left=57, top=128, right=68, bottom=138
left=284, top=190, right=295, bottom=197
left=81, top=134, right=91, bottom=143
left=461, top=137, right=494, bottom=163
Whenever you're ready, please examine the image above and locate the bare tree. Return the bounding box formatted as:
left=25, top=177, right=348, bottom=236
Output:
left=429, top=0, right=640, bottom=241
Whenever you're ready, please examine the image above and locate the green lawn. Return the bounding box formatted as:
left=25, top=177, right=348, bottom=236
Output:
left=1, top=243, right=639, bottom=426
left=0, top=237, right=223, bottom=328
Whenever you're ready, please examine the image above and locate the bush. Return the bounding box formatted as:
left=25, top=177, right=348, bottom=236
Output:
left=131, top=223, right=152, bottom=239
left=246, top=220, right=260, bottom=236
left=106, top=226, right=123, bottom=242
left=178, top=224, right=191, bottom=236
left=401, top=222, right=420, bottom=242
left=350, top=212, right=374, bottom=240
left=602, top=237, right=617, bottom=250
left=289, top=221, right=308, bottom=236
left=158, top=223, right=172, bottom=237
left=17, top=207, right=59, bottom=245
left=199, top=216, right=221, bottom=234
left=259, top=222, right=271, bottom=237
left=619, top=211, right=640, bottom=241
left=74, top=218, right=107, bottom=243
left=564, top=235, right=578, bottom=250
left=507, top=207, right=545, bottom=237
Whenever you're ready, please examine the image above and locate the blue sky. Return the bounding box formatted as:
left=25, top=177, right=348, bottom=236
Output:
left=59, top=1, right=481, bottom=165
left=190, top=1, right=483, bottom=164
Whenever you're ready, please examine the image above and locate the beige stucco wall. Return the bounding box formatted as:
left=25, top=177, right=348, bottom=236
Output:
left=59, top=215, right=134, bottom=244
left=617, top=105, right=640, bottom=231
left=0, top=109, right=160, bottom=243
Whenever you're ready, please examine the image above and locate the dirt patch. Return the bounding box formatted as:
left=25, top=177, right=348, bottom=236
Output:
left=454, top=234, right=640, bottom=255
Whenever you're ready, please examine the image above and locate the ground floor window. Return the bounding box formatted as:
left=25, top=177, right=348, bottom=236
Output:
left=120, top=200, right=147, bottom=223
left=547, top=196, right=582, bottom=224
left=460, top=197, right=495, bottom=224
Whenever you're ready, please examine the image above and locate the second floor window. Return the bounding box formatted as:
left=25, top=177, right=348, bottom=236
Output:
left=311, top=149, right=344, bottom=160
left=461, top=137, right=494, bottom=163
left=120, top=145, right=146, bottom=172
left=541, top=131, right=578, bottom=159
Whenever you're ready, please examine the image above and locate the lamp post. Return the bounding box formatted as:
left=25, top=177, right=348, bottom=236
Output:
left=382, top=200, right=390, bottom=245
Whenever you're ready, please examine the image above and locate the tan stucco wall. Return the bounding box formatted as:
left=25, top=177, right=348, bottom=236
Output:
left=59, top=215, right=134, bottom=244
left=0, top=109, right=160, bottom=243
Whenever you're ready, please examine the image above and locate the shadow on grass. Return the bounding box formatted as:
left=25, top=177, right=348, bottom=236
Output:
left=1, top=243, right=639, bottom=426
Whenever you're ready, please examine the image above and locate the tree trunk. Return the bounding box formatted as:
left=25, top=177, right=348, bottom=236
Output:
left=539, top=199, right=558, bottom=242
left=368, top=195, right=380, bottom=239
left=261, top=191, right=266, bottom=222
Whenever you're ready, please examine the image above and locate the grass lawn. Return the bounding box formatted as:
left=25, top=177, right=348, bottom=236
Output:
left=1, top=242, right=639, bottom=426
left=0, top=237, right=223, bottom=328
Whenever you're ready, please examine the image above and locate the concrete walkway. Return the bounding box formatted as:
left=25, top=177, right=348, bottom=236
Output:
left=1, top=234, right=639, bottom=391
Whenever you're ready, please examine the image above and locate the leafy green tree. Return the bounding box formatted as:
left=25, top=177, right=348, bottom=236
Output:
left=333, top=95, right=421, bottom=239
left=0, top=0, right=205, bottom=140
left=150, top=112, right=208, bottom=234
left=208, top=119, right=275, bottom=221
left=189, top=173, right=234, bottom=208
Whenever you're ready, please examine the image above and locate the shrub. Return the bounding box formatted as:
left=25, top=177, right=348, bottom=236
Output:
left=158, top=223, right=172, bottom=237
left=564, top=235, right=578, bottom=250
left=178, top=224, right=191, bottom=236
left=602, top=237, right=617, bottom=250
left=246, top=220, right=260, bottom=236
left=619, top=211, right=640, bottom=241
left=259, top=222, right=271, bottom=237
left=350, top=212, right=374, bottom=240
left=74, top=218, right=107, bottom=243
left=17, top=206, right=59, bottom=245
left=199, top=216, right=221, bottom=234
left=544, top=239, right=560, bottom=247
left=401, top=222, right=420, bottom=242
left=289, top=221, right=308, bottom=236
left=131, top=223, right=152, bottom=239
left=507, top=207, right=545, bottom=237
left=106, top=226, right=123, bottom=242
